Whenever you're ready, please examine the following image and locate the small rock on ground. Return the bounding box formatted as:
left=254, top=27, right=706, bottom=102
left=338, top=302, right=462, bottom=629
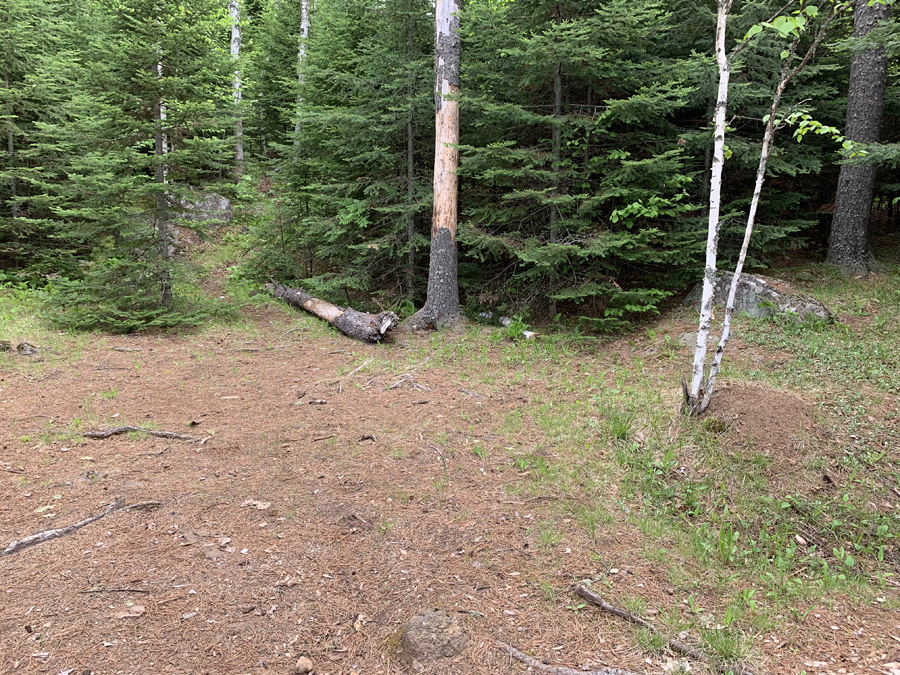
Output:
left=396, top=608, right=468, bottom=670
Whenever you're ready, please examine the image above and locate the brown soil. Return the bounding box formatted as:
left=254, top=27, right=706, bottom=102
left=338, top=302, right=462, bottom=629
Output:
left=707, top=384, right=819, bottom=456
left=1, top=307, right=898, bottom=675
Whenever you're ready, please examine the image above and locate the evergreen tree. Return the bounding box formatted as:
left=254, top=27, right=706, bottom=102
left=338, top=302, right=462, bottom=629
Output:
left=23, top=0, right=235, bottom=331
left=242, top=0, right=435, bottom=307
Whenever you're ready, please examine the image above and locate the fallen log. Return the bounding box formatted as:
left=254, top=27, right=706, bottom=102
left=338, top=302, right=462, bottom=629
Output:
left=265, top=283, right=398, bottom=343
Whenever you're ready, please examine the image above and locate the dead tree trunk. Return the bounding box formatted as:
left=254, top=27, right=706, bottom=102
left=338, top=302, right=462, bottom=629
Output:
left=404, top=0, right=462, bottom=330
left=265, top=283, right=398, bottom=343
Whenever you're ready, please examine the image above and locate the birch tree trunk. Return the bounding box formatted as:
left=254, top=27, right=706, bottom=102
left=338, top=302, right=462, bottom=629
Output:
left=405, top=0, right=462, bottom=330
left=229, top=0, right=243, bottom=177
left=827, top=0, right=890, bottom=275
left=685, top=0, right=732, bottom=414
left=153, top=61, right=172, bottom=307
left=688, top=2, right=849, bottom=415
left=294, top=0, right=310, bottom=140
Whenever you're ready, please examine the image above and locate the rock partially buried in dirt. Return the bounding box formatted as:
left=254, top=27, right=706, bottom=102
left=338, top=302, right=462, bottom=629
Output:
left=683, top=271, right=833, bottom=322
left=294, top=656, right=314, bottom=674
left=396, top=608, right=468, bottom=671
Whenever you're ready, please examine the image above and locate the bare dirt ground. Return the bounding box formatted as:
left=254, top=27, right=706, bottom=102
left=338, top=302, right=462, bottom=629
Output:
left=1, top=303, right=899, bottom=675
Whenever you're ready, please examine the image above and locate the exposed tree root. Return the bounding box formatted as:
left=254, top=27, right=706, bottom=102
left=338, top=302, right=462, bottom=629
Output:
left=1, top=499, right=161, bottom=557
left=83, top=426, right=197, bottom=441
left=497, top=641, right=641, bottom=675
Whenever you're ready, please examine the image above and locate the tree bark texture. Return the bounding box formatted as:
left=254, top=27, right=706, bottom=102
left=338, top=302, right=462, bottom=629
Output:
left=548, top=44, right=561, bottom=319
left=687, top=0, right=732, bottom=413
left=265, top=283, right=399, bottom=343
left=229, top=0, right=244, bottom=177
left=405, top=0, right=462, bottom=330
left=407, top=20, right=417, bottom=301
left=294, top=0, right=310, bottom=140
left=4, top=58, right=16, bottom=218
left=827, top=0, right=890, bottom=275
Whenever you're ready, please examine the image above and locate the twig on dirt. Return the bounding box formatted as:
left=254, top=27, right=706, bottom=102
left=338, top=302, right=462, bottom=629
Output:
left=232, top=346, right=288, bottom=352
left=78, top=587, right=150, bottom=594
left=312, top=435, right=335, bottom=442
left=573, top=586, right=756, bottom=675
left=95, top=366, right=130, bottom=371
left=386, top=374, right=412, bottom=390
left=497, top=641, right=641, bottom=675
left=83, top=426, right=197, bottom=441
left=1, top=467, right=25, bottom=474
left=137, top=447, right=169, bottom=457
left=324, top=358, right=372, bottom=385
left=329, top=350, right=353, bottom=355
left=1, top=498, right=159, bottom=557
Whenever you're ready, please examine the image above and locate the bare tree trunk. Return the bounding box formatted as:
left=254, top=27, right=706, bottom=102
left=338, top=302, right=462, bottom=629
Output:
left=4, top=58, right=16, bottom=219
left=294, top=0, right=310, bottom=141
left=686, top=0, right=732, bottom=414
left=153, top=62, right=171, bottom=307
left=548, top=53, right=562, bottom=319
left=405, top=0, right=462, bottom=330
left=406, top=18, right=417, bottom=301
left=827, top=0, right=890, bottom=275
left=229, top=0, right=243, bottom=178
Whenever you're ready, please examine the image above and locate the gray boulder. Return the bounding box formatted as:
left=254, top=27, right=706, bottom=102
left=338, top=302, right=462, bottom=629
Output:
left=396, top=608, right=467, bottom=671
left=683, top=271, right=833, bottom=322
left=174, top=192, right=232, bottom=226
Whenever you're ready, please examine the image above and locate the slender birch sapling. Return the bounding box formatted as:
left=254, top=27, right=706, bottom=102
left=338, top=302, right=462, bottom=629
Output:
left=686, top=0, right=853, bottom=415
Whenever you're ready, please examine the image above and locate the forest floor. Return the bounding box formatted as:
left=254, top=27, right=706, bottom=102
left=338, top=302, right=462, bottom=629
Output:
left=1, top=247, right=900, bottom=675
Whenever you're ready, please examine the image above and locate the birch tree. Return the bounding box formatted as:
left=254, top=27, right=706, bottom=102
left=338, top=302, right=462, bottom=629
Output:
left=406, top=0, right=462, bottom=329
left=229, top=0, right=243, bottom=177
left=686, top=0, right=853, bottom=415
left=293, top=0, right=310, bottom=140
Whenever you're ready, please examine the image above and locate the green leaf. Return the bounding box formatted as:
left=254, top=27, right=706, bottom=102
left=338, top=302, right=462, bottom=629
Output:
left=743, top=24, right=764, bottom=40
left=781, top=50, right=790, bottom=59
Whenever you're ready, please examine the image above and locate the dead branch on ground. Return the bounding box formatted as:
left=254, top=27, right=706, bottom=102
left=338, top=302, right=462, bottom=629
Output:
left=498, top=641, right=641, bottom=675
left=84, top=426, right=196, bottom=441
left=574, top=586, right=756, bottom=675
left=1, top=499, right=161, bottom=557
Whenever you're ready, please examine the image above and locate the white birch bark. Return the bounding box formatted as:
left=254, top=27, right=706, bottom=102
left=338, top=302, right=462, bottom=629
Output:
left=699, top=7, right=848, bottom=413
left=294, top=0, right=310, bottom=139
left=686, top=0, right=732, bottom=414
left=153, top=59, right=171, bottom=306
left=229, top=0, right=243, bottom=175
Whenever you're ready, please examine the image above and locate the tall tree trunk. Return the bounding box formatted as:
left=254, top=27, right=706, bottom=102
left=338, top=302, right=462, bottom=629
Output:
left=294, top=0, right=310, bottom=141
left=827, top=0, right=890, bottom=275
left=548, top=56, right=561, bottom=319
left=153, top=63, right=171, bottom=307
left=405, top=0, right=462, bottom=330
left=406, top=18, right=417, bottom=301
left=686, top=0, right=732, bottom=413
left=229, top=0, right=243, bottom=178
left=4, top=58, right=15, bottom=219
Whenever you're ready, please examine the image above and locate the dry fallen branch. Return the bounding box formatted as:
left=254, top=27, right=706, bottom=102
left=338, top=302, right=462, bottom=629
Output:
left=573, top=586, right=756, bottom=675
left=79, top=587, right=150, bottom=594
left=497, top=641, right=641, bottom=675
left=1, top=499, right=161, bottom=557
left=83, top=426, right=197, bottom=441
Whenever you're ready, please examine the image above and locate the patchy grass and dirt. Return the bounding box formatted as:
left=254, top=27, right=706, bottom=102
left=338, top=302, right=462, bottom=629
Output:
left=1, top=265, right=899, bottom=675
